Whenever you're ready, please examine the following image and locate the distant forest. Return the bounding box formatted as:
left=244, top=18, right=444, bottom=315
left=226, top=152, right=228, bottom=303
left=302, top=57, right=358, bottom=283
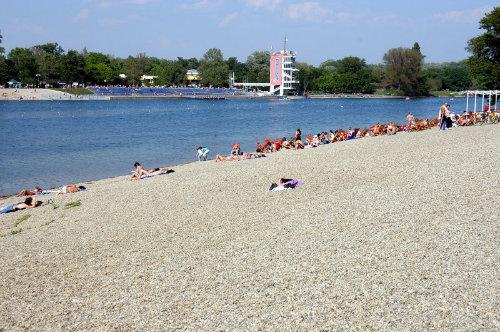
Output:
left=0, top=7, right=498, bottom=96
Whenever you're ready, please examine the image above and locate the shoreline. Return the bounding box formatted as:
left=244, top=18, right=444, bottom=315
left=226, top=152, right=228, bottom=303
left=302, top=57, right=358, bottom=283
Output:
left=1, top=88, right=459, bottom=101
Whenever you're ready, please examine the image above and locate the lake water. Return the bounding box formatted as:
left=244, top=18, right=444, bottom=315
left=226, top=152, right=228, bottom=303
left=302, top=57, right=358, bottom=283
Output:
left=0, top=97, right=465, bottom=195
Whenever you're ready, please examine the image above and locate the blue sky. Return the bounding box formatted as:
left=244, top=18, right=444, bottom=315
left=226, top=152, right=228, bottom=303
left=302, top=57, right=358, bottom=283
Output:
left=0, top=0, right=496, bottom=65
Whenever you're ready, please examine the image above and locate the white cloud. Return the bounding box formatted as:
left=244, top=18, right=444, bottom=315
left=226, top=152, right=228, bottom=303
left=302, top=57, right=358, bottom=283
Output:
left=244, top=0, right=282, bottom=10
left=287, top=2, right=330, bottom=21
left=182, top=0, right=212, bottom=10
left=434, top=5, right=493, bottom=23
left=219, top=12, right=239, bottom=27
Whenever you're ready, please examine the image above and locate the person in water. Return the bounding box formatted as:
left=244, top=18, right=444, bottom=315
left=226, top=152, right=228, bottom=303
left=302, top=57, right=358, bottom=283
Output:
left=0, top=197, right=43, bottom=214
left=129, top=162, right=172, bottom=180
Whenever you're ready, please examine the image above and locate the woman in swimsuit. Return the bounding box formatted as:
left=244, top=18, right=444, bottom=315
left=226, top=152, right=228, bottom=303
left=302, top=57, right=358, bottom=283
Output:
left=0, top=197, right=43, bottom=214
left=129, top=162, right=171, bottom=180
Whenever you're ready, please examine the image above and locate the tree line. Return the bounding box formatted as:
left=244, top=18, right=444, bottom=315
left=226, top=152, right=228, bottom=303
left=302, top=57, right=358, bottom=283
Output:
left=0, top=7, right=497, bottom=96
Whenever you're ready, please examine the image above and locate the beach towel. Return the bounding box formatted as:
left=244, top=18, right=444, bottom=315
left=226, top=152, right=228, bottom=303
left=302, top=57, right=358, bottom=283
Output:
left=0, top=203, right=15, bottom=214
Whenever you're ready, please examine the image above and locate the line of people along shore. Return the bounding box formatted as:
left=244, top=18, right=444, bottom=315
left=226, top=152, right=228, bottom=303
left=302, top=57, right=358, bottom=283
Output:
left=2, top=104, right=498, bottom=214
left=211, top=104, right=499, bottom=161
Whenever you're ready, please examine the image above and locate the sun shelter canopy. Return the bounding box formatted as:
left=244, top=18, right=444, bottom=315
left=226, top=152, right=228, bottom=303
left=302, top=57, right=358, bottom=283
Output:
left=461, top=90, right=500, bottom=112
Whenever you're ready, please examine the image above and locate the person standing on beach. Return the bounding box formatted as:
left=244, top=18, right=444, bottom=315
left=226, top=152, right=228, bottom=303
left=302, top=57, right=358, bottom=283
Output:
left=439, top=103, right=449, bottom=130
left=407, top=112, right=415, bottom=130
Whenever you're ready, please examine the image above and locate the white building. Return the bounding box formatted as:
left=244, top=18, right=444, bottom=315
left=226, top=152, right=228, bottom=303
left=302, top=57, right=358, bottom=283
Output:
left=269, top=50, right=299, bottom=96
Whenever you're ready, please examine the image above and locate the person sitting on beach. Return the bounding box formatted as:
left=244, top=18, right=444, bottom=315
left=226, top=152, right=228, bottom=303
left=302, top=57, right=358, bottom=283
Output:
left=129, top=162, right=172, bottom=180
left=282, top=137, right=291, bottom=149
left=264, top=139, right=272, bottom=152
left=230, top=144, right=242, bottom=156
left=295, top=129, right=302, bottom=142
left=407, top=112, right=416, bottom=130
left=321, top=133, right=329, bottom=144
left=329, top=129, right=336, bottom=142
left=269, top=178, right=305, bottom=191
left=359, top=128, right=369, bottom=138
left=0, top=197, right=43, bottom=214
left=256, top=142, right=266, bottom=153
left=196, top=146, right=210, bottom=161
left=386, top=123, right=398, bottom=135
left=294, top=139, right=304, bottom=149
left=311, top=135, right=321, bottom=147
left=272, top=139, right=282, bottom=152
left=333, top=130, right=345, bottom=142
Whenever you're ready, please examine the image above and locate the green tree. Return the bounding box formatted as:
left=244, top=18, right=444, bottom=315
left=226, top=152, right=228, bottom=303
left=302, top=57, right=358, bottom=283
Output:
left=177, top=57, right=199, bottom=70
left=383, top=46, right=428, bottom=96
left=150, top=60, right=186, bottom=86
left=8, top=47, right=37, bottom=83
left=314, top=72, right=340, bottom=93
left=31, top=43, right=64, bottom=84
left=198, top=48, right=229, bottom=87
left=60, top=50, right=86, bottom=83
left=296, top=62, right=322, bottom=92
left=467, top=7, right=500, bottom=89
left=122, top=53, right=153, bottom=85
left=226, top=56, right=248, bottom=82
left=0, top=56, right=14, bottom=84
left=0, top=29, right=4, bottom=55
left=315, top=56, right=375, bottom=94
left=423, top=62, right=471, bottom=91
left=84, top=52, right=115, bottom=84
left=246, top=51, right=270, bottom=83
left=319, top=59, right=339, bottom=72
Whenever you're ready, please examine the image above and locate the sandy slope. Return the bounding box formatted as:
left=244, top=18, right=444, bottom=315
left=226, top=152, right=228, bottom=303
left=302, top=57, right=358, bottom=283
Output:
left=0, top=88, right=76, bottom=100
left=0, top=125, right=499, bottom=331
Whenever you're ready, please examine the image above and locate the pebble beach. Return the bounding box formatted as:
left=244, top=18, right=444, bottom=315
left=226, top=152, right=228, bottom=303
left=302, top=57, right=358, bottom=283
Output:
left=0, top=124, right=499, bottom=330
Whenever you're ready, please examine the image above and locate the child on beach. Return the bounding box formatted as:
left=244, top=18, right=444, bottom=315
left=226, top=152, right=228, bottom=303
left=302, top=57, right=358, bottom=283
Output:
left=196, top=147, right=210, bottom=161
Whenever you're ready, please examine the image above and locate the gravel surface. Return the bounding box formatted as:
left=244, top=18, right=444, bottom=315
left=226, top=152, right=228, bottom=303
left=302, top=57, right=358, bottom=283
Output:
left=1, top=124, right=499, bottom=331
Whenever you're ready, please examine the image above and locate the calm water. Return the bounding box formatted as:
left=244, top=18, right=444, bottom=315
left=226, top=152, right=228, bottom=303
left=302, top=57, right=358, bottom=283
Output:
left=0, top=97, right=465, bottom=195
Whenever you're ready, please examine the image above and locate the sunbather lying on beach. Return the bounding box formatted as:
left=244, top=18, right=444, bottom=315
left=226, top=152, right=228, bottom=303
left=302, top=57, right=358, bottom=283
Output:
left=17, top=187, right=44, bottom=196
left=41, top=184, right=87, bottom=194
left=0, top=197, right=43, bottom=214
left=129, top=162, right=173, bottom=180
left=269, top=178, right=304, bottom=191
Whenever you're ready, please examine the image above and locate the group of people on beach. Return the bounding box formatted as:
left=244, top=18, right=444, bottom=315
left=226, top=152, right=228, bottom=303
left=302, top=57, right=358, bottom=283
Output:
left=0, top=185, right=86, bottom=214
left=2, top=102, right=498, bottom=215
left=200, top=103, right=498, bottom=162
left=437, top=102, right=498, bottom=130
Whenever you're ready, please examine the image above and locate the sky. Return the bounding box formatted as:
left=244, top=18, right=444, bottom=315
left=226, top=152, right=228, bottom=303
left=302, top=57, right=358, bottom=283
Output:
left=0, top=0, right=496, bottom=65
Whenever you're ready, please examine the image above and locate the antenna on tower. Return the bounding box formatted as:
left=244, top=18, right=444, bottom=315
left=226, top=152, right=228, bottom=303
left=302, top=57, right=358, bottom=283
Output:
left=283, top=36, right=288, bottom=51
